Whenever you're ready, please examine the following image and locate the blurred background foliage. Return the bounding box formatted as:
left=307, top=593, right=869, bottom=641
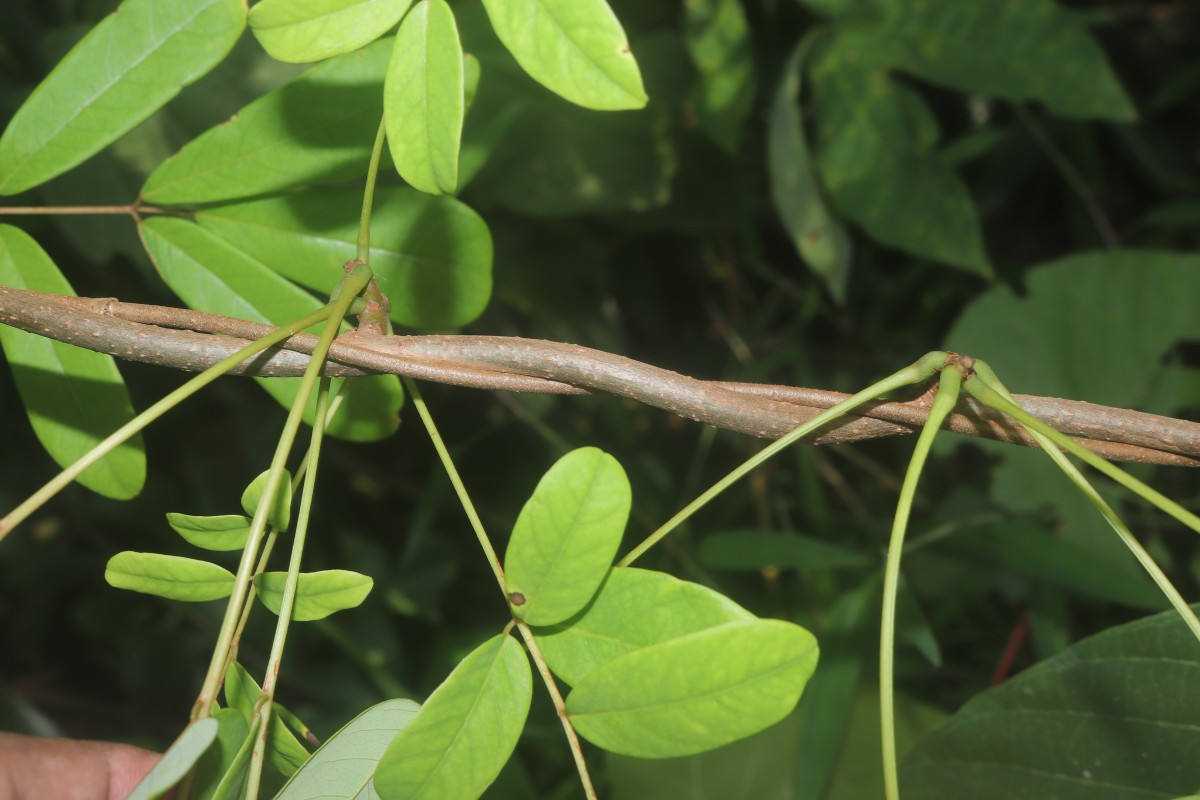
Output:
left=2, top=0, right=1200, bottom=797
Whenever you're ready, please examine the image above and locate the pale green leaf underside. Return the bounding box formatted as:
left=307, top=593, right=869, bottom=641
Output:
left=250, top=0, right=411, bottom=64
left=140, top=38, right=391, bottom=205
left=254, top=570, right=374, bottom=621
left=241, top=468, right=293, bottom=531
left=902, top=605, right=1200, bottom=798
left=504, top=447, right=631, bottom=626
left=0, top=225, right=145, bottom=499
left=385, top=0, right=464, bottom=195
left=0, top=0, right=245, bottom=195
left=374, top=634, right=531, bottom=799
left=138, top=216, right=403, bottom=442
left=533, top=567, right=753, bottom=687
left=567, top=619, right=819, bottom=758
left=105, top=551, right=234, bottom=602
left=768, top=36, right=852, bottom=303
left=195, top=187, right=493, bottom=329
left=480, top=0, right=647, bottom=110
left=274, top=699, right=421, bottom=800
left=166, top=513, right=252, bottom=552
left=125, top=719, right=219, bottom=800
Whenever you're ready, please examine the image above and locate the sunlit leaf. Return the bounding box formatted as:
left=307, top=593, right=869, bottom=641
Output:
left=139, top=216, right=404, bottom=441
left=275, top=699, right=421, bottom=800
left=566, top=619, right=819, bottom=758
left=166, top=513, right=252, bottom=552
left=241, top=469, right=293, bottom=532
left=0, top=0, right=244, bottom=194
left=254, top=570, right=374, bottom=621
left=767, top=36, right=852, bottom=302
left=902, top=605, right=1200, bottom=798
left=140, top=38, right=391, bottom=205
left=0, top=225, right=145, bottom=499
left=105, top=552, right=234, bottom=602
left=386, top=0, right=464, bottom=195
left=532, top=567, right=752, bottom=686
left=374, top=634, right=531, bottom=800
left=480, top=0, right=647, bottom=110
left=250, top=0, right=412, bottom=64
left=224, top=662, right=312, bottom=778
left=195, top=187, right=493, bottom=329
left=124, top=719, right=219, bottom=800
left=504, top=447, right=631, bottom=626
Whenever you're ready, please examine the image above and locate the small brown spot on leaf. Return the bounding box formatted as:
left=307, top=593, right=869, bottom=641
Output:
left=509, top=592, right=526, bottom=607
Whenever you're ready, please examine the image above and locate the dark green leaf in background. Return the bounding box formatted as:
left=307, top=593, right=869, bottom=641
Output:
left=566, top=619, right=819, bottom=758
left=699, top=530, right=873, bottom=571
left=138, top=216, right=404, bottom=441
left=249, top=0, right=412, bottom=64
left=385, top=0, right=464, bottom=195
left=533, top=566, right=753, bottom=687
left=196, top=187, right=492, bottom=329
left=254, top=570, right=374, bottom=621
left=902, top=605, right=1200, bottom=798
left=684, top=0, right=755, bottom=153
left=767, top=36, right=853, bottom=303
left=503, top=447, right=631, bottom=626
left=275, top=699, right=421, bottom=800
left=140, top=38, right=391, bottom=205
left=480, top=0, right=647, bottom=111
left=810, top=34, right=990, bottom=274
left=105, top=552, right=234, bottom=602
left=0, top=0, right=245, bottom=195
left=0, top=225, right=145, bottom=499
left=374, top=634, right=531, bottom=800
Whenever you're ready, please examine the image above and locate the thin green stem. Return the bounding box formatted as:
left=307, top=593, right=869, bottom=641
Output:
left=245, top=378, right=333, bottom=800
left=358, top=117, right=388, bottom=264
left=0, top=306, right=335, bottom=542
left=962, top=361, right=1200, bottom=536
left=967, top=364, right=1200, bottom=644
left=191, top=265, right=373, bottom=722
left=618, top=351, right=949, bottom=567
left=402, top=376, right=506, bottom=594
left=516, top=621, right=597, bottom=800
left=880, top=365, right=962, bottom=800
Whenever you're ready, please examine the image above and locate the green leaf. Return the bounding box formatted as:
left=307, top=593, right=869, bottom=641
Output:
left=566, top=619, right=819, bottom=758
left=249, top=0, right=412, bottom=64
left=532, top=567, right=753, bottom=687
left=684, top=0, right=755, bottom=153
left=140, top=38, right=391, bottom=205
left=139, top=216, right=404, bottom=441
left=811, top=34, right=990, bottom=274
left=274, top=699, right=421, bottom=800
left=195, top=187, right=493, bottom=329
left=944, top=251, right=1200, bottom=409
left=480, top=0, right=647, bottom=110
left=374, top=634, right=531, bottom=800
left=503, top=447, right=631, bottom=626
left=0, top=225, right=145, bottom=499
left=166, top=513, right=252, bottom=552
left=767, top=36, right=853, bottom=303
left=105, top=552, right=234, bottom=602
left=241, top=469, right=293, bottom=531
left=856, top=0, right=1136, bottom=122
left=254, top=570, right=374, bottom=621
left=124, top=718, right=219, bottom=800
left=698, top=531, right=874, bottom=571
left=0, top=0, right=245, bottom=195
left=385, top=0, right=464, bottom=195
left=901, top=605, right=1200, bottom=798
left=224, top=662, right=313, bottom=778
left=191, top=708, right=250, bottom=800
